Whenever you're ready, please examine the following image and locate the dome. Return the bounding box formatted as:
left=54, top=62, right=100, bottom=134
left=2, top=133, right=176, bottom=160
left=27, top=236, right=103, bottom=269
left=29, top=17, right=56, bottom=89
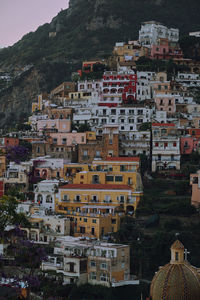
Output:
left=150, top=240, right=200, bottom=300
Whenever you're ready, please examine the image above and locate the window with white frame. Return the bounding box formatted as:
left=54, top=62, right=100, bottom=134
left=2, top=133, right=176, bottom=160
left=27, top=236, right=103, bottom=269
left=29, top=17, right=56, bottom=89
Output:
left=100, top=262, right=107, bottom=270
left=90, top=272, right=96, bottom=280
left=100, top=273, right=108, bottom=282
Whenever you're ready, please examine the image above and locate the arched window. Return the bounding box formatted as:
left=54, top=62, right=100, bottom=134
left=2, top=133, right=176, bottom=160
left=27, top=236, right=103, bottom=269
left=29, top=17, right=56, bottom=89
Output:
left=37, top=194, right=43, bottom=204
left=46, top=195, right=53, bottom=203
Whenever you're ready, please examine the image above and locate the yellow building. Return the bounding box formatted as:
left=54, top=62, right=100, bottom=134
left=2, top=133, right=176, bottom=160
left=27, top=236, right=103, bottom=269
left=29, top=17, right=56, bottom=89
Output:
left=0, top=155, right=6, bottom=177
left=57, top=157, right=143, bottom=238
left=65, top=206, right=121, bottom=239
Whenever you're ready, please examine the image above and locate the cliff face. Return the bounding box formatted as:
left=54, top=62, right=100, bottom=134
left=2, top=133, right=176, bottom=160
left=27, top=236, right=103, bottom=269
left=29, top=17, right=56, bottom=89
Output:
left=0, top=0, right=200, bottom=127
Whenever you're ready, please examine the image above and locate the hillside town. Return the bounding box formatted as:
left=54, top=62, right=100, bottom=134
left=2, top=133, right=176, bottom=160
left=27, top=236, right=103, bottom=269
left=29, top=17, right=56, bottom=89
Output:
left=0, top=21, right=200, bottom=299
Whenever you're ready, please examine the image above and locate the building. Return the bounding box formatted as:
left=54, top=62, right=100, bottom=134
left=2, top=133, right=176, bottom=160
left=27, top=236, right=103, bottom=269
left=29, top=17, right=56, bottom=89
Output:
left=33, top=158, right=66, bottom=180
left=78, top=126, right=119, bottom=163
left=119, top=130, right=151, bottom=157
left=180, top=136, right=200, bottom=155
left=3, top=162, right=32, bottom=192
left=150, top=38, right=183, bottom=60
left=56, top=157, right=143, bottom=217
left=0, top=137, right=19, bottom=148
left=152, top=123, right=180, bottom=172
left=190, top=170, right=200, bottom=207
left=34, top=180, right=59, bottom=210
left=22, top=210, right=70, bottom=244
left=150, top=240, right=200, bottom=300
left=0, top=155, right=6, bottom=177
left=101, top=71, right=137, bottom=106
left=41, top=236, right=138, bottom=287
left=139, top=21, right=179, bottom=47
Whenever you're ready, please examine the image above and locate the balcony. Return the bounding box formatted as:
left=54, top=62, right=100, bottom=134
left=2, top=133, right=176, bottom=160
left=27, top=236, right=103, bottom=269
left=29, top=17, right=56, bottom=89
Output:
left=73, top=199, right=81, bottom=203
left=62, top=198, right=70, bottom=202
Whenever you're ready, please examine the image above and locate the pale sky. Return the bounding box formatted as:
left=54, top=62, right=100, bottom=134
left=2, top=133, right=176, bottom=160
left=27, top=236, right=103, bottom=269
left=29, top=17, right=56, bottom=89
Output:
left=0, top=0, right=69, bottom=48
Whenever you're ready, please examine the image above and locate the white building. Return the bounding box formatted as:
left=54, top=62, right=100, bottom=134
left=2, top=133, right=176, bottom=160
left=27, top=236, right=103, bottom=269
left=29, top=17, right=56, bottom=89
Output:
left=189, top=31, right=200, bottom=38
left=91, top=105, right=154, bottom=135
left=4, top=162, right=32, bottom=191
left=22, top=212, right=70, bottom=244
left=139, top=21, right=179, bottom=47
left=137, top=71, right=155, bottom=101
left=41, top=236, right=138, bottom=287
left=119, top=130, right=151, bottom=156
left=34, top=179, right=59, bottom=210
left=152, top=124, right=180, bottom=172
left=176, top=73, right=200, bottom=87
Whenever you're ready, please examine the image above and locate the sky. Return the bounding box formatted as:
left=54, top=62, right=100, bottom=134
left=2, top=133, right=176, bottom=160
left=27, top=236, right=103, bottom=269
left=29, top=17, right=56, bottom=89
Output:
left=0, top=0, right=69, bottom=48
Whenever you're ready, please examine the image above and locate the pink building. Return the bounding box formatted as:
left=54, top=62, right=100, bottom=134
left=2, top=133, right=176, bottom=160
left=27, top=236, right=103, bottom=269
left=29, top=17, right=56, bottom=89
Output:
left=155, top=95, right=176, bottom=115
left=190, top=171, right=200, bottom=207
left=36, top=119, right=71, bottom=133
left=0, top=137, right=19, bottom=147
left=48, top=132, right=87, bottom=147
left=180, top=136, right=200, bottom=155
left=150, top=38, right=183, bottom=60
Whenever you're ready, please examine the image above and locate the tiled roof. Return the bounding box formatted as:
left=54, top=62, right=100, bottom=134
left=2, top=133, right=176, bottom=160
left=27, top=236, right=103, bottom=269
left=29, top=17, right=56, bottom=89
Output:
left=60, top=184, right=132, bottom=190
left=105, top=157, right=140, bottom=162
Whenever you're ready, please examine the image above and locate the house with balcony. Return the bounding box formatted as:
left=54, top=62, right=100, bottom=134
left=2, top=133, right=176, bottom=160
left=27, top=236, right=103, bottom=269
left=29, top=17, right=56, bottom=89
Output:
left=152, top=123, right=180, bottom=172
left=119, top=130, right=151, bottom=156
left=34, top=179, right=59, bottom=210
left=3, top=161, right=32, bottom=192
left=22, top=212, right=70, bottom=244
left=56, top=156, right=143, bottom=216
left=41, top=236, right=139, bottom=287
left=139, top=21, right=179, bottom=47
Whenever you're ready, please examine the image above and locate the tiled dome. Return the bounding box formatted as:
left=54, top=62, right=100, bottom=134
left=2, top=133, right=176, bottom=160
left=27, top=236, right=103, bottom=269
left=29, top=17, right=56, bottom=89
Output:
left=150, top=241, right=200, bottom=300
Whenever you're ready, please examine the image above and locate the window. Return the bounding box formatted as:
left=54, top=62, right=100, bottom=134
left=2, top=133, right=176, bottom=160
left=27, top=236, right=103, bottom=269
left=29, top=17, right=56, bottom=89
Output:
left=84, top=218, right=87, bottom=223
left=100, top=273, right=108, bottom=282
left=90, top=261, right=96, bottom=267
left=92, top=219, right=97, bottom=223
left=164, top=142, right=168, bottom=148
left=90, top=272, right=96, bottom=280
left=95, top=151, right=101, bottom=158
left=129, top=119, right=134, bottom=123
left=175, top=252, right=179, bottom=261
left=158, top=154, right=161, bottom=161
left=62, top=138, right=67, bottom=144
left=100, top=262, right=107, bottom=270
left=111, top=218, right=116, bottom=224
left=115, top=175, right=123, bottom=182
left=119, top=195, right=125, bottom=203
left=53, top=138, right=57, bottom=144
left=155, top=142, right=159, bottom=147
left=121, top=119, right=125, bottom=123
left=82, top=136, right=85, bottom=142
left=46, top=195, right=53, bottom=203
left=173, top=142, right=177, bottom=147
left=106, top=175, right=114, bottom=182
left=83, top=150, right=88, bottom=157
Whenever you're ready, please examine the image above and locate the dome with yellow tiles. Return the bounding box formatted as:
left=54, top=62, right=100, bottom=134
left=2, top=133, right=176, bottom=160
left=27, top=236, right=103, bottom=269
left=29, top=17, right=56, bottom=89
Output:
left=150, top=240, right=200, bottom=300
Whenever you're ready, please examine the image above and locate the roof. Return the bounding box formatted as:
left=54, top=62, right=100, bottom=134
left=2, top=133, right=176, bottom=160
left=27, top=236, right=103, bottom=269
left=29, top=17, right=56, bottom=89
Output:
left=171, top=240, right=184, bottom=250
left=60, top=184, right=132, bottom=190
left=152, top=123, right=175, bottom=127
left=105, top=157, right=140, bottom=162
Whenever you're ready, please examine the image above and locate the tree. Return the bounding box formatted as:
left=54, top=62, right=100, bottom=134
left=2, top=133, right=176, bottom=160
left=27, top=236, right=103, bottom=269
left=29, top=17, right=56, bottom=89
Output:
left=0, top=195, right=29, bottom=240
left=6, top=145, right=30, bottom=163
